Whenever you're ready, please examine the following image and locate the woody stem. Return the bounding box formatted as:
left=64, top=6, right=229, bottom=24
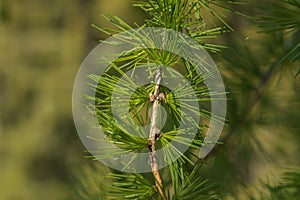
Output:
left=148, top=67, right=166, bottom=200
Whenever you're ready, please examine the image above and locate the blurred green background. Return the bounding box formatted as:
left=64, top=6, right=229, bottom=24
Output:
left=0, top=0, right=299, bottom=199
left=0, top=0, right=143, bottom=199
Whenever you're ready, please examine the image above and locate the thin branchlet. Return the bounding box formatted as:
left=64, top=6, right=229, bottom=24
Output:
left=148, top=67, right=166, bottom=200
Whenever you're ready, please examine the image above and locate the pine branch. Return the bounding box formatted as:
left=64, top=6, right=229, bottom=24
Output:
left=148, top=67, right=166, bottom=200
left=77, top=0, right=241, bottom=199
left=250, top=169, right=300, bottom=200
left=205, top=0, right=300, bottom=159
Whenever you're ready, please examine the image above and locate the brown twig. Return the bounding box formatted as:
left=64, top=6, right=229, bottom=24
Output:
left=148, top=67, right=167, bottom=200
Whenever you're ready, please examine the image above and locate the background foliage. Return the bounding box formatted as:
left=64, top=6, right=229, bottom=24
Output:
left=0, top=0, right=299, bottom=199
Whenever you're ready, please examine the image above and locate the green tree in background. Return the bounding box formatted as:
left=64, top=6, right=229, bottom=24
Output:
left=202, top=0, right=300, bottom=199
left=0, top=0, right=299, bottom=200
